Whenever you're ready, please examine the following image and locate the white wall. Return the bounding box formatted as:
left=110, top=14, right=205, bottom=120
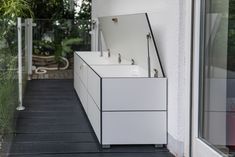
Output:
left=92, top=0, right=192, bottom=156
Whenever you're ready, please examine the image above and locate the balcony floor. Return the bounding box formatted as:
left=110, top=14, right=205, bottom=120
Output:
left=7, top=80, right=174, bottom=157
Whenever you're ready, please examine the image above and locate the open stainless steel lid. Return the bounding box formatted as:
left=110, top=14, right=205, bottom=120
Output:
left=98, top=13, right=165, bottom=77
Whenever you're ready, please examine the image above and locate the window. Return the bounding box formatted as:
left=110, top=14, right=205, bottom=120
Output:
left=199, top=0, right=235, bottom=156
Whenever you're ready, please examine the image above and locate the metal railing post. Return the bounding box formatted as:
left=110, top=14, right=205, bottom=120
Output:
left=16, top=17, right=25, bottom=111
left=27, top=18, right=33, bottom=80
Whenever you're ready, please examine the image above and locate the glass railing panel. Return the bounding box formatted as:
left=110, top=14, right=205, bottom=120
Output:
left=33, top=19, right=91, bottom=51
left=32, top=19, right=91, bottom=79
left=0, top=18, right=19, bottom=153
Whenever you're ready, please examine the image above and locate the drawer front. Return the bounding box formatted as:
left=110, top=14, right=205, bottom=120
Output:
left=102, top=111, right=167, bottom=145
left=102, top=78, right=167, bottom=111
left=79, top=76, right=88, bottom=114
left=74, top=54, right=81, bottom=77
left=87, top=94, right=101, bottom=142
left=87, top=67, right=101, bottom=109
left=74, top=54, right=88, bottom=87
left=74, top=72, right=80, bottom=96
left=80, top=63, right=88, bottom=87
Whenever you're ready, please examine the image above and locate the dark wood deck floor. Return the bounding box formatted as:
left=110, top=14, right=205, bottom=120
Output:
left=7, top=80, right=174, bottom=157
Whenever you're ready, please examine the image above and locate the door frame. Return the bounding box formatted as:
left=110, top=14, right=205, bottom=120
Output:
left=191, top=0, right=227, bottom=156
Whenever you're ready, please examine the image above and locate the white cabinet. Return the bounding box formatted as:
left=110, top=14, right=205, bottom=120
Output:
left=74, top=56, right=88, bottom=113
left=74, top=72, right=79, bottom=94
left=74, top=55, right=88, bottom=87
left=102, top=111, right=167, bottom=145
left=102, top=78, right=167, bottom=111
left=87, top=67, right=101, bottom=109
left=79, top=78, right=88, bottom=113
left=75, top=73, right=88, bottom=113
left=74, top=52, right=167, bottom=147
left=87, top=94, right=101, bottom=142
left=74, top=13, right=168, bottom=147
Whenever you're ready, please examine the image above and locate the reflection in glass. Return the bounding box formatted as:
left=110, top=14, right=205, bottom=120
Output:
left=0, top=18, right=19, bottom=149
left=200, top=0, right=235, bottom=155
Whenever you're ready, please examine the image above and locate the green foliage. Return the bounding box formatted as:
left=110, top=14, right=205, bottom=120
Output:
left=32, top=0, right=92, bottom=57
left=0, top=22, right=19, bottom=135
left=77, top=0, right=91, bottom=20
left=0, top=0, right=33, bottom=18
left=33, top=40, right=55, bottom=56
left=0, top=38, right=18, bottom=135
left=61, top=38, right=82, bottom=55
left=0, top=52, right=18, bottom=135
left=75, top=0, right=91, bottom=32
left=55, top=37, right=82, bottom=60
left=31, top=0, right=74, bottom=19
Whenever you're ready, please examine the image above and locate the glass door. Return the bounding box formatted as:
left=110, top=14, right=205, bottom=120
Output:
left=193, top=0, right=235, bottom=156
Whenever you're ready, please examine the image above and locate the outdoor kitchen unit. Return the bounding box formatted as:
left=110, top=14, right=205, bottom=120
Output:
left=74, top=13, right=167, bottom=148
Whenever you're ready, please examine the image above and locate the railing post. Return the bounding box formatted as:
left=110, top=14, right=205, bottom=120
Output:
left=16, top=17, right=25, bottom=111
left=24, top=18, right=34, bottom=80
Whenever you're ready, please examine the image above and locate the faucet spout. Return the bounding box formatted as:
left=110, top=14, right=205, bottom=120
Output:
left=154, top=69, right=158, bottom=78
left=131, top=59, right=135, bottom=65
left=118, top=53, right=121, bottom=64
left=108, top=49, right=111, bottom=58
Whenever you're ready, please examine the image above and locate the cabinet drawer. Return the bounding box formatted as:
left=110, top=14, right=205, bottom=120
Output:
left=74, top=72, right=80, bottom=95
left=79, top=76, right=88, bottom=113
left=87, top=94, right=101, bottom=142
left=74, top=54, right=88, bottom=87
left=80, top=62, right=88, bottom=88
left=102, top=111, right=167, bottom=145
left=87, top=67, right=101, bottom=108
left=74, top=54, right=81, bottom=77
left=102, top=78, right=167, bottom=111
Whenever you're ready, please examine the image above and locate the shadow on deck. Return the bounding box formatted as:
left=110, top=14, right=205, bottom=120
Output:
left=5, top=80, right=174, bottom=157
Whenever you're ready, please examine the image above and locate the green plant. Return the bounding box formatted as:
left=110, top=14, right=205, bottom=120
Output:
left=0, top=54, right=18, bottom=135
left=33, top=40, right=55, bottom=56
left=76, top=0, right=91, bottom=21
left=30, top=0, right=75, bottom=19
left=55, top=37, right=82, bottom=60
left=0, top=0, right=33, bottom=18
left=0, top=0, right=33, bottom=56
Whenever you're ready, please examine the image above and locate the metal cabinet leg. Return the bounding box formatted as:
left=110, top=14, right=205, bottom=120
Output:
left=102, top=145, right=111, bottom=149
left=155, top=144, right=164, bottom=148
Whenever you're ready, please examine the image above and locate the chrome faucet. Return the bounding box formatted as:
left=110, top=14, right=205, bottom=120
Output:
left=98, top=24, right=103, bottom=57
left=154, top=69, right=158, bottom=78
left=118, top=53, right=121, bottom=63
left=108, top=49, right=111, bottom=58
left=131, top=59, right=135, bottom=65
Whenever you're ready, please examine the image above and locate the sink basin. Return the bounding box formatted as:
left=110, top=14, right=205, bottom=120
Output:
left=75, top=51, right=131, bottom=65
left=91, top=65, right=148, bottom=77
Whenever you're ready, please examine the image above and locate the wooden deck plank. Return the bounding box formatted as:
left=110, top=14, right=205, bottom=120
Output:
left=6, top=80, right=174, bottom=157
